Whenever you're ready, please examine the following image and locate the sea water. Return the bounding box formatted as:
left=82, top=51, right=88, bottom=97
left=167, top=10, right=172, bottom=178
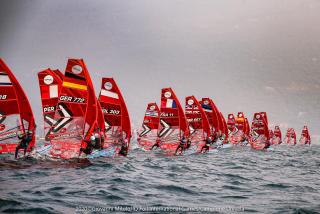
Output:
left=0, top=143, right=319, bottom=213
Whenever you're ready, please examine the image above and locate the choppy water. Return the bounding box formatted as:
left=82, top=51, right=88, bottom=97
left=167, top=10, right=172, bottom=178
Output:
left=1, top=143, right=320, bottom=214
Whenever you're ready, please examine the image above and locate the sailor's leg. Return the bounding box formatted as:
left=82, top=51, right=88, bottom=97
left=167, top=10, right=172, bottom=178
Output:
left=23, top=147, right=27, bottom=157
left=15, top=145, right=22, bottom=159
left=174, top=146, right=179, bottom=155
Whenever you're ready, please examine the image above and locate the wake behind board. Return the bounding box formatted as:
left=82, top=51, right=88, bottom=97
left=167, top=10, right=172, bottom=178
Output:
left=87, top=147, right=117, bottom=159
left=266, top=147, right=274, bottom=151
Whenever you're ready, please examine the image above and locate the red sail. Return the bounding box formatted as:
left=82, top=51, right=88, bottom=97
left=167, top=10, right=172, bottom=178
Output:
left=229, top=112, right=247, bottom=144
left=200, top=98, right=220, bottom=138
left=271, top=125, right=282, bottom=145
left=48, top=59, right=98, bottom=159
left=227, top=114, right=236, bottom=134
left=236, top=112, right=246, bottom=131
left=137, top=103, right=160, bottom=150
left=284, top=128, right=297, bottom=145
left=99, top=78, right=131, bottom=153
left=158, top=88, right=188, bottom=153
left=185, top=96, right=211, bottom=150
left=248, top=112, right=270, bottom=150
left=37, top=69, right=63, bottom=141
left=0, top=58, right=36, bottom=154
left=299, top=125, right=311, bottom=145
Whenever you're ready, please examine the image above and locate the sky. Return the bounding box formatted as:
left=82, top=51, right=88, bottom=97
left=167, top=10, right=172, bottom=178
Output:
left=0, top=0, right=319, bottom=143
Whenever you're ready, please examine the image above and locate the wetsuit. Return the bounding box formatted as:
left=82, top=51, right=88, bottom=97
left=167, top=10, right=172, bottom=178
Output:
left=201, top=138, right=212, bottom=153
left=94, top=134, right=103, bottom=150
left=80, top=140, right=95, bottom=155
left=264, top=140, right=271, bottom=149
left=151, top=140, right=160, bottom=150
left=100, top=132, right=105, bottom=148
left=15, top=134, right=32, bottom=159
left=118, top=141, right=128, bottom=156
left=185, top=139, right=191, bottom=149
left=175, top=138, right=187, bottom=155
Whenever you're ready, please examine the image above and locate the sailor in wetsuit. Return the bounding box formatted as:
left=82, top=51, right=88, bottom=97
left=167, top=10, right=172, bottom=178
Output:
left=100, top=130, right=105, bottom=148
left=185, top=137, right=192, bottom=150
left=118, top=138, right=128, bottom=156
left=94, top=132, right=103, bottom=150
left=264, top=138, right=271, bottom=149
left=15, top=130, right=34, bottom=159
left=201, top=136, right=212, bottom=153
left=151, top=138, right=161, bottom=150
left=80, top=135, right=96, bottom=155
left=175, top=135, right=187, bottom=155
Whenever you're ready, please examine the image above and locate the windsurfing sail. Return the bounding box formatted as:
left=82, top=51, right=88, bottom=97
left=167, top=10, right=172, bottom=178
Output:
left=284, top=128, right=296, bottom=145
left=185, top=96, right=211, bottom=151
left=248, top=112, right=270, bottom=150
left=227, top=114, right=236, bottom=135
left=48, top=59, right=98, bottom=159
left=98, top=77, right=131, bottom=154
left=199, top=98, right=221, bottom=139
left=137, top=103, right=160, bottom=150
left=271, top=125, right=282, bottom=145
left=235, top=112, right=246, bottom=132
left=158, top=88, right=188, bottom=153
left=37, top=69, right=63, bottom=141
left=229, top=112, right=247, bottom=144
left=0, top=58, right=36, bottom=154
left=299, top=125, right=311, bottom=145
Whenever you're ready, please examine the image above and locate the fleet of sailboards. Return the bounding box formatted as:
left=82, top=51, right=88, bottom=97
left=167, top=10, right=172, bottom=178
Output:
left=0, top=58, right=312, bottom=160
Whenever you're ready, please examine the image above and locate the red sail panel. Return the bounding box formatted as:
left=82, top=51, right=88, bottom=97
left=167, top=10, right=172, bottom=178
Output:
left=37, top=69, right=63, bottom=141
left=185, top=96, right=211, bottom=150
left=137, top=103, right=160, bottom=150
left=269, top=130, right=274, bottom=139
left=299, top=125, right=311, bottom=145
left=261, top=112, right=270, bottom=140
left=271, top=125, right=282, bottom=145
left=284, top=128, right=297, bottom=145
left=158, top=88, right=188, bottom=153
left=48, top=59, right=97, bottom=159
left=244, top=118, right=250, bottom=136
left=229, top=112, right=247, bottom=144
left=200, top=98, right=220, bottom=137
left=248, top=112, right=270, bottom=150
left=99, top=78, right=131, bottom=153
left=220, top=112, right=228, bottom=142
left=0, top=58, right=36, bottom=153
left=96, top=101, right=105, bottom=135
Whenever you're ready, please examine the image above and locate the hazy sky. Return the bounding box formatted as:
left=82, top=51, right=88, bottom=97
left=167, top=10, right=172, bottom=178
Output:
left=0, top=0, right=319, bottom=143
